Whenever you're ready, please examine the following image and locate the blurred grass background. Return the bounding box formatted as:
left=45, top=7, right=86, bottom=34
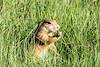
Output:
left=0, top=0, right=100, bottom=67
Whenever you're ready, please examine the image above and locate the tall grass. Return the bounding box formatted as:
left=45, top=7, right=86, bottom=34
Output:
left=0, top=0, right=100, bottom=67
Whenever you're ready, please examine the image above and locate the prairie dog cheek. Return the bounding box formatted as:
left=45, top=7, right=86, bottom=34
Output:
left=48, top=33, right=53, bottom=37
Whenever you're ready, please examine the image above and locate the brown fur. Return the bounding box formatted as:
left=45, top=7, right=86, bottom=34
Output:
left=33, top=19, right=62, bottom=61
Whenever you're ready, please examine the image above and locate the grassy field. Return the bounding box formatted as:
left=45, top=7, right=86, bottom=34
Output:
left=0, top=0, right=100, bottom=67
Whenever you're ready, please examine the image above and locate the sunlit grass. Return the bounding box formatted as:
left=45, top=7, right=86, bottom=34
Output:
left=0, top=0, right=100, bottom=67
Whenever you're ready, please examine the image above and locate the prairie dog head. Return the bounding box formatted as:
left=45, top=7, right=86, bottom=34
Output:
left=35, top=19, right=61, bottom=43
left=42, top=19, right=60, bottom=33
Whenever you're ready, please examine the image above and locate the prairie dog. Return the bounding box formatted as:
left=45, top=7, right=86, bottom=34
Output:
left=33, top=19, right=62, bottom=60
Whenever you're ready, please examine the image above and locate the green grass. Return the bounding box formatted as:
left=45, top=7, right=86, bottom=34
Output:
left=0, top=0, right=100, bottom=67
